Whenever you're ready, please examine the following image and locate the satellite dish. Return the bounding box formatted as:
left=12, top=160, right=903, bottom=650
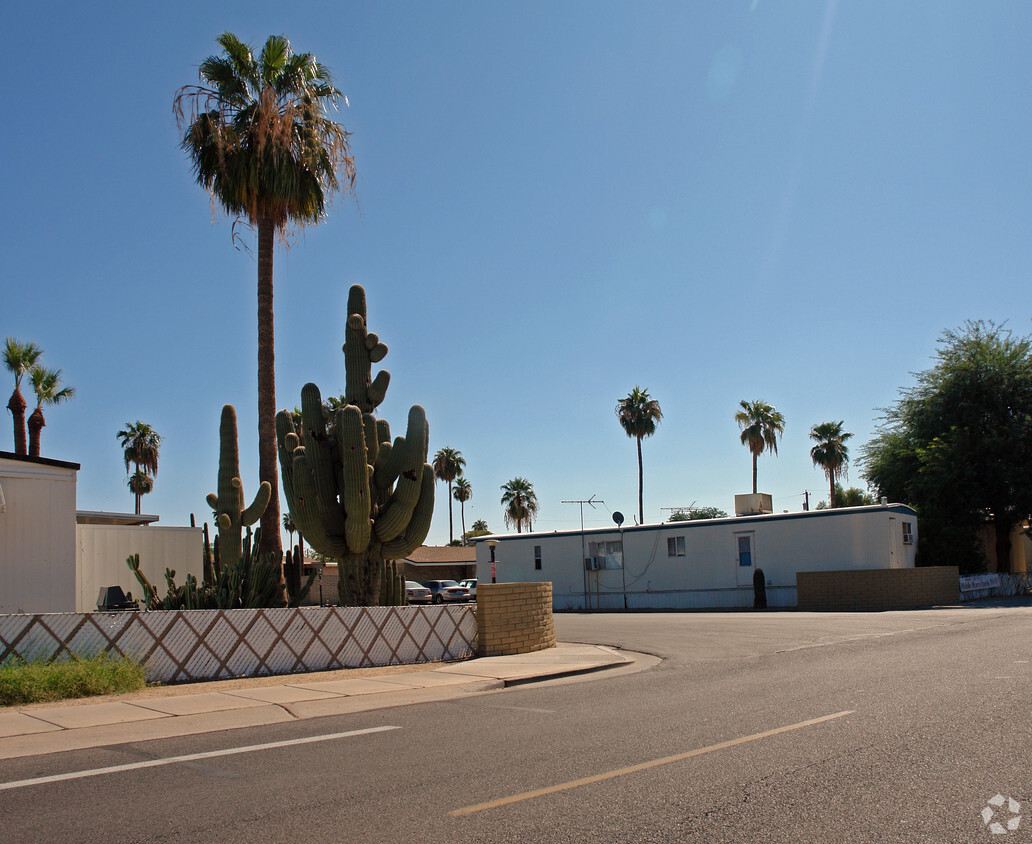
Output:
left=612, top=511, right=624, bottom=526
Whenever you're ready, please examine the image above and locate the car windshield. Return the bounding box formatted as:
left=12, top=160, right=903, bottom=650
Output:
left=441, top=581, right=459, bottom=587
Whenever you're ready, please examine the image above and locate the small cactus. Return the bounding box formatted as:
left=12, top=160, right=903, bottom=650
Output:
left=207, top=405, right=271, bottom=571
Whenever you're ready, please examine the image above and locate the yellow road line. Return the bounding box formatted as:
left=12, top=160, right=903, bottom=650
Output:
left=450, top=710, right=854, bottom=816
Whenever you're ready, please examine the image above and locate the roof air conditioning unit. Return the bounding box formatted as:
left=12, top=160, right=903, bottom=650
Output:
left=734, top=493, right=774, bottom=516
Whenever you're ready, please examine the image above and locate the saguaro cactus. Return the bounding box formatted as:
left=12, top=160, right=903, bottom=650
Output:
left=277, top=284, right=434, bottom=605
left=207, top=405, right=272, bottom=571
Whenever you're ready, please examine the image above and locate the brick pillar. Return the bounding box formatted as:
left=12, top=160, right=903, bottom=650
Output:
left=477, top=582, right=556, bottom=656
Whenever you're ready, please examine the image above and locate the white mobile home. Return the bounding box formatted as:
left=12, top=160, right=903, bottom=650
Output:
left=473, top=504, right=918, bottom=610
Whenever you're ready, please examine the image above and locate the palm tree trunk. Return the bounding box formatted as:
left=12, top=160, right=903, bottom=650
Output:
left=752, top=453, right=758, bottom=494
left=447, top=481, right=454, bottom=544
left=8, top=389, right=27, bottom=455
left=637, top=436, right=644, bottom=524
left=829, top=476, right=835, bottom=509
left=27, top=408, right=44, bottom=458
left=256, top=215, right=283, bottom=563
left=460, top=502, right=467, bottom=546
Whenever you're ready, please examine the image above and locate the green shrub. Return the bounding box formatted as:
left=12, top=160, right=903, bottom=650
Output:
left=0, top=653, right=147, bottom=706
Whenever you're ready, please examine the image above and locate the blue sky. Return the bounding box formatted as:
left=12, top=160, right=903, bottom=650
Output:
left=3, top=1, right=1031, bottom=545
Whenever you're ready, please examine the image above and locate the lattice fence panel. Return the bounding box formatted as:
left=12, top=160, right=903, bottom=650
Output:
left=0, top=606, right=476, bottom=684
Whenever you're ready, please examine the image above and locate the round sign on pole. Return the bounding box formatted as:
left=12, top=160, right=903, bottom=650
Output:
left=613, top=511, right=624, bottom=526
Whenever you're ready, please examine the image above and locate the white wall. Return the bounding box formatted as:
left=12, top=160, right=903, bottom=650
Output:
left=76, top=525, right=203, bottom=611
left=475, top=505, right=919, bottom=610
left=0, top=455, right=78, bottom=613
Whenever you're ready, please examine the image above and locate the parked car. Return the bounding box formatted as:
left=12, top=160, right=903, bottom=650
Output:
left=458, top=578, right=477, bottom=601
left=405, top=581, right=431, bottom=604
left=423, top=580, right=470, bottom=604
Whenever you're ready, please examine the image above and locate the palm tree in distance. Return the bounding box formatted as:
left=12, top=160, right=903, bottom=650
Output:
left=501, top=477, right=539, bottom=533
left=810, top=421, right=853, bottom=508
left=453, top=477, right=472, bottom=545
left=471, top=519, right=488, bottom=532
left=27, top=367, right=74, bottom=458
left=616, top=386, right=663, bottom=525
left=128, top=471, right=154, bottom=510
left=175, top=32, right=356, bottom=560
left=433, top=447, right=465, bottom=544
left=3, top=338, right=43, bottom=455
left=283, top=512, right=296, bottom=551
left=117, top=421, right=162, bottom=514
left=735, top=399, right=786, bottom=494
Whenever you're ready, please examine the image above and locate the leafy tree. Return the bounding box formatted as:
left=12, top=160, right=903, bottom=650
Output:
left=176, top=32, right=356, bottom=560
left=815, top=484, right=876, bottom=509
left=433, top=446, right=466, bottom=544
left=117, top=421, right=161, bottom=514
left=668, top=506, right=729, bottom=521
left=4, top=338, right=43, bottom=455
left=27, top=367, right=74, bottom=458
left=862, top=321, right=1032, bottom=572
left=809, top=421, right=852, bottom=508
left=453, top=477, right=472, bottom=545
left=501, top=477, right=538, bottom=533
left=615, top=386, right=663, bottom=525
left=735, top=399, right=785, bottom=494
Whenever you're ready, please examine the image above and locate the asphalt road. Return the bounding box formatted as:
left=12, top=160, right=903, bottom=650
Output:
left=2, top=603, right=1031, bottom=843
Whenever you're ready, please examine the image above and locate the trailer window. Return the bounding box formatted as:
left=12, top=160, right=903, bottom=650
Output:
left=667, top=536, right=685, bottom=557
left=902, top=522, right=913, bottom=545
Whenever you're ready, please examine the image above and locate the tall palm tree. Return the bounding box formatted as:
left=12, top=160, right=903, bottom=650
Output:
left=27, top=367, right=74, bottom=458
left=116, top=421, right=162, bottom=514
left=616, top=386, right=663, bottom=525
left=471, top=519, right=489, bottom=532
left=176, top=32, right=356, bottom=560
left=128, top=471, right=154, bottom=508
left=501, top=477, right=539, bottom=533
left=810, top=421, right=853, bottom=508
left=4, top=338, right=43, bottom=455
left=735, top=399, right=785, bottom=494
left=433, top=447, right=465, bottom=544
left=453, top=477, right=472, bottom=545
left=283, top=512, right=296, bottom=550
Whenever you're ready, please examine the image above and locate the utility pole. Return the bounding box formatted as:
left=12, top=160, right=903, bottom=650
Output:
left=563, top=495, right=603, bottom=610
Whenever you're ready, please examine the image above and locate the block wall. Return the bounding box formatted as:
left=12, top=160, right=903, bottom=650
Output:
left=796, top=566, right=959, bottom=612
left=477, top=582, right=556, bottom=656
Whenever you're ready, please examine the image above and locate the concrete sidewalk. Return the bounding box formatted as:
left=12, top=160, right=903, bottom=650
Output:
left=0, top=643, right=634, bottom=761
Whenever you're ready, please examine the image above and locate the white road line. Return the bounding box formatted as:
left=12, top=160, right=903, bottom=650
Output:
left=0, top=725, right=400, bottom=792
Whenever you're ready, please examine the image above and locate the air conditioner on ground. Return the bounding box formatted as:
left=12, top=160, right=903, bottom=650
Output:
left=584, top=556, right=602, bottom=571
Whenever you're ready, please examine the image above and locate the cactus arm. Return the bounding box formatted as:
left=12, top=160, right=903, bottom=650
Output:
left=382, top=465, right=435, bottom=559
left=300, top=384, right=348, bottom=535
left=339, top=405, right=373, bottom=554
left=291, top=451, right=350, bottom=557
left=343, top=284, right=392, bottom=413
left=241, top=480, right=272, bottom=525
left=374, top=406, right=430, bottom=542
left=206, top=492, right=219, bottom=511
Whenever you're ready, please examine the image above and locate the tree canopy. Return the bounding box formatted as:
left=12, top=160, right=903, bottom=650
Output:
left=735, top=399, right=785, bottom=494
left=861, top=321, right=1032, bottom=572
